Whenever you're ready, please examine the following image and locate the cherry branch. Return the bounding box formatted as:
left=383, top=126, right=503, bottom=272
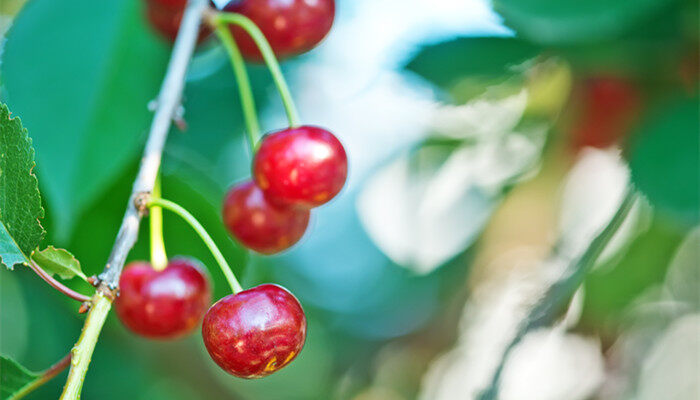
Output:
left=59, top=0, right=209, bottom=398
left=28, top=261, right=91, bottom=303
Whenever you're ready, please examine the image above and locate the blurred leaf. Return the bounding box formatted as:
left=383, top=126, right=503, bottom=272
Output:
left=358, top=95, right=547, bottom=273
left=0, top=103, right=44, bottom=270
left=553, top=2, right=690, bottom=77
left=629, top=95, right=699, bottom=224
left=476, top=188, right=636, bottom=400
left=557, top=149, right=631, bottom=260
left=498, top=329, right=604, bottom=400
left=1, top=355, right=39, bottom=400
left=636, top=315, right=700, bottom=400
left=1, top=0, right=169, bottom=240
left=583, top=217, right=686, bottom=325
left=666, top=227, right=700, bottom=309
left=30, top=246, right=85, bottom=281
left=404, top=37, right=540, bottom=95
left=0, top=271, right=28, bottom=360
left=493, top=0, right=678, bottom=45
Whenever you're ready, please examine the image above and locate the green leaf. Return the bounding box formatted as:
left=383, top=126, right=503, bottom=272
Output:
left=0, top=103, right=45, bottom=270
left=30, top=246, right=86, bottom=281
left=493, top=0, right=678, bottom=45
left=1, top=0, right=169, bottom=240
left=629, top=96, right=700, bottom=224
left=1, top=355, right=39, bottom=400
left=583, top=217, right=687, bottom=324
left=404, top=37, right=541, bottom=93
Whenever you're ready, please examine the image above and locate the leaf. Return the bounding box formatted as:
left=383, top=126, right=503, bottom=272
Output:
left=404, top=37, right=541, bottom=94
left=476, top=189, right=636, bottom=400
left=357, top=109, right=547, bottom=273
left=629, top=95, right=700, bottom=224
left=583, top=216, right=687, bottom=323
left=1, top=0, right=170, bottom=240
left=0, top=103, right=45, bottom=270
left=0, top=356, right=39, bottom=400
left=30, top=246, right=86, bottom=281
left=493, top=0, right=677, bottom=45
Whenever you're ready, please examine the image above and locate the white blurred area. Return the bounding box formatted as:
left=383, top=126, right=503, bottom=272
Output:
left=418, top=150, right=651, bottom=400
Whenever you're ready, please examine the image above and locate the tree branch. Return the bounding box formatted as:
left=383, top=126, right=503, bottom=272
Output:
left=59, top=0, right=209, bottom=398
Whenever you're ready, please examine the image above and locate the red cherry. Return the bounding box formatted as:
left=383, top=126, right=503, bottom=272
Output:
left=202, top=284, right=307, bottom=378
left=222, top=0, right=335, bottom=60
left=253, top=126, right=348, bottom=208
left=570, top=76, right=642, bottom=150
left=115, top=258, right=211, bottom=339
left=144, top=0, right=212, bottom=43
left=222, top=180, right=310, bottom=254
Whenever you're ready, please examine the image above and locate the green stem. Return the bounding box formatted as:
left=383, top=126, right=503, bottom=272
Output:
left=147, top=198, right=243, bottom=293
left=215, top=12, right=301, bottom=128
left=11, top=353, right=71, bottom=400
left=213, top=19, right=261, bottom=152
left=60, top=293, right=112, bottom=400
left=150, top=175, right=168, bottom=271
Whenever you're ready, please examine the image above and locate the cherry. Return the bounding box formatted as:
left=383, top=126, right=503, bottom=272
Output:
left=115, top=258, right=211, bottom=339
left=144, top=0, right=212, bottom=43
left=222, top=0, right=335, bottom=60
left=222, top=180, right=310, bottom=254
left=570, top=76, right=642, bottom=150
left=202, top=284, right=306, bottom=378
left=253, top=126, right=347, bottom=208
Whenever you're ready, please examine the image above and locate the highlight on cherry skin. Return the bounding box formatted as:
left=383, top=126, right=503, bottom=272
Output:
left=115, top=258, right=212, bottom=339
left=223, top=180, right=310, bottom=254
left=254, top=125, right=348, bottom=209
left=223, top=0, right=335, bottom=60
left=202, top=284, right=307, bottom=378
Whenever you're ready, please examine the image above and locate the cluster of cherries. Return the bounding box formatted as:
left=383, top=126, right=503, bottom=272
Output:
left=116, top=0, right=340, bottom=379
left=144, top=0, right=334, bottom=59
left=223, top=126, right=347, bottom=254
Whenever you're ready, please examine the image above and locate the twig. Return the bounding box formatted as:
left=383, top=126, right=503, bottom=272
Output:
left=12, top=353, right=72, bottom=399
left=58, top=0, right=209, bottom=398
left=28, top=261, right=91, bottom=303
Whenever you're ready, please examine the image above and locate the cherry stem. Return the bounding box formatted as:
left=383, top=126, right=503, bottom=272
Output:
left=212, top=19, right=261, bottom=153
left=214, top=12, right=302, bottom=128
left=149, top=174, right=168, bottom=271
left=147, top=197, right=244, bottom=294
left=28, top=261, right=91, bottom=303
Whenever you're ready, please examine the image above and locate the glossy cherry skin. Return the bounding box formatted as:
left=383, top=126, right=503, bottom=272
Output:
left=222, top=0, right=335, bottom=60
left=570, top=76, right=642, bottom=150
left=144, top=0, right=212, bottom=43
left=253, top=126, right=348, bottom=208
left=115, top=258, right=211, bottom=339
left=202, top=284, right=307, bottom=378
left=222, top=180, right=310, bottom=254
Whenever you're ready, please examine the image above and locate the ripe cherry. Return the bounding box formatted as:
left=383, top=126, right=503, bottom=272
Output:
left=115, top=258, right=211, bottom=339
left=570, top=76, right=642, bottom=150
left=222, top=180, right=310, bottom=254
left=144, top=0, right=212, bottom=43
left=222, top=0, right=335, bottom=60
left=253, top=126, right=348, bottom=208
left=202, top=284, right=307, bottom=378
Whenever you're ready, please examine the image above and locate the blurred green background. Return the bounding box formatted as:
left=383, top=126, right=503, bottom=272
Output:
left=0, top=0, right=698, bottom=399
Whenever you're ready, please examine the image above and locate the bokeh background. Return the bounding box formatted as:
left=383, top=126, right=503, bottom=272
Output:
left=1, top=0, right=698, bottom=399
